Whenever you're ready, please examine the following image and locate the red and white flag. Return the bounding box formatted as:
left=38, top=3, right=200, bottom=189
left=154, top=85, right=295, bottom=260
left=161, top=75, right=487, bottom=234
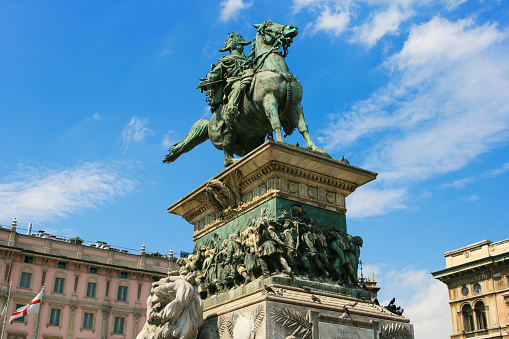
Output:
left=9, top=289, right=43, bottom=323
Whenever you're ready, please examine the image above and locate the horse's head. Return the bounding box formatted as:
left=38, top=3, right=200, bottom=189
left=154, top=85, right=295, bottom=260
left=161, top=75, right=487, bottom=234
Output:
left=253, top=21, right=298, bottom=55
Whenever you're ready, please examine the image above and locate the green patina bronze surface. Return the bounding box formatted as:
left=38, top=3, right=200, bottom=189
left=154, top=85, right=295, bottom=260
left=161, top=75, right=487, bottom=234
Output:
left=164, top=21, right=329, bottom=167
left=193, top=198, right=346, bottom=252
left=178, top=197, right=360, bottom=299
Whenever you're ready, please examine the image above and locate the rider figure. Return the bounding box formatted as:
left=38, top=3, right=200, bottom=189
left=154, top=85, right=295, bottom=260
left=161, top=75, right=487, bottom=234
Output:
left=197, top=32, right=254, bottom=166
left=197, top=32, right=253, bottom=127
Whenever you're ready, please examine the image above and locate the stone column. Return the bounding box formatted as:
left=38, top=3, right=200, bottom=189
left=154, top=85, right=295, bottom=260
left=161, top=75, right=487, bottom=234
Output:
left=100, top=306, right=111, bottom=339
left=67, top=303, right=78, bottom=339
left=133, top=312, right=142, bottom=338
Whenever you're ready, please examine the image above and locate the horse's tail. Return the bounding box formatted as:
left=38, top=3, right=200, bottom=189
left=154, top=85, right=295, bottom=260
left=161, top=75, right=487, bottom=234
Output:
left=163, top=119, right=209, bottom=163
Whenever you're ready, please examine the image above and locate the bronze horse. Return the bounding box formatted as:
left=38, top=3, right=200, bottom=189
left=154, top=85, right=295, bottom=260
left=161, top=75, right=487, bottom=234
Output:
left=164, top=21, right=328, bottom=167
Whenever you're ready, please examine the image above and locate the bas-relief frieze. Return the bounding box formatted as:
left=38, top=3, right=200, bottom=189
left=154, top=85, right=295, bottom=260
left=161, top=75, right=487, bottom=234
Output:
left=181, top=204, right=361, bottom=299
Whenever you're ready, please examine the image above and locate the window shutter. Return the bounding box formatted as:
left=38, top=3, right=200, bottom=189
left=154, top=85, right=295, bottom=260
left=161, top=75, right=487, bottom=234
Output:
left=87, top=282, right=97, bottom=297
left=117, top=286, right=127, bottom=301
left=83, top=313, right=93, bottom=329
left=20, top=272, right=31, bottom=288
left=54, top=278, right=64, bottom=293
left=50, top=309, right=60, bottom=325
left=114, top=317, right=124, bottom=333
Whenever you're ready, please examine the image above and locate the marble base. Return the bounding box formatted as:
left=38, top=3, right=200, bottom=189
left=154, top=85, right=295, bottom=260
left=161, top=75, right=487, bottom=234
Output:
left=198, top=281, right=414, bottom=339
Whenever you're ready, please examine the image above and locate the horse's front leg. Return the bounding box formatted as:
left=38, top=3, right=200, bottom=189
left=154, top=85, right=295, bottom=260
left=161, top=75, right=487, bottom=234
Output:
left=263, top=94, right=284, bottom=142
left=293, top=104, right=329, bottom=155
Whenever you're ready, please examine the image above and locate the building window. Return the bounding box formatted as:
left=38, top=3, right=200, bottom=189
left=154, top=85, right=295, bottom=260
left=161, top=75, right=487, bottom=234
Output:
left=49, top=308, right=61, bottom=326
left=474, top=283, right=482, bottom=293
left=461, top=286, right=469, bottom=296
left=13, top=304, right=25, bottom=322
left=20, top=272, right=31, bottom=288
left=462, top=304, right=475, bottom=332
left=57, top=262, right=66, bottom=269
left=475, top=301, right=488, bottom=330
left=83, top=312, right=94, bottom=330
left=90, top=267, right=98, bottom=274
left=119, top=272, right=128, bottom=279
left=24, top=256, right=34, bottom=264
left=117, top=286, right=128, bottom=302
left=86, top=282, right=97, bottom=298
left=152, top=277, right=159, bottom=282
left=53, top=277, right=65, bottom=293
left=113, top=317, right=125, bottom=334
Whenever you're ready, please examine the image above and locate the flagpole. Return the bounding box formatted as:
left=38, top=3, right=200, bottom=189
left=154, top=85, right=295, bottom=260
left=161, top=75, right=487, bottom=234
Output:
left=0, top=281, right=12, bottom=339
left=33, top=286, right=44, bottom=339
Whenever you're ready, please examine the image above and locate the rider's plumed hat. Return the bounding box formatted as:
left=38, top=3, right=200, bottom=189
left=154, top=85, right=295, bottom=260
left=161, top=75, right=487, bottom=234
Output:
left=219, top=32, right=251, bottom=52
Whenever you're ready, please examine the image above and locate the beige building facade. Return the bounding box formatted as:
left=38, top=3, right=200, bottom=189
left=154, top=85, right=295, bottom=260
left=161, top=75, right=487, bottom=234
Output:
left=433, top=238, right=509, bottom=339
left=0, top=220, right=178, bottom=339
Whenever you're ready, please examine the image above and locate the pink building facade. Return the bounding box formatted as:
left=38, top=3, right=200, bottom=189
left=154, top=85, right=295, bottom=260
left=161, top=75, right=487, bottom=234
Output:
left=0, top=221, right=177, bottom=339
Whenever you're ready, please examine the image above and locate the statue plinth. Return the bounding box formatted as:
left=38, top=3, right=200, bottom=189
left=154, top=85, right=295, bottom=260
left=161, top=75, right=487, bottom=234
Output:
left=168, top=140, right=377, bottom=243
left=168, top=141, right=414, bottom=339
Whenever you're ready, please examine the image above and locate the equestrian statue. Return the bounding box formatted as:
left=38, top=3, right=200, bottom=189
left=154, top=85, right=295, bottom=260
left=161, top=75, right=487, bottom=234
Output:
left=163, top=21, right=329, bottom=167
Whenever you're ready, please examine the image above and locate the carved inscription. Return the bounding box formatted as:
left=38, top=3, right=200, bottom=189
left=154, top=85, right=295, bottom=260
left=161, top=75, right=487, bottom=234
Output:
left=318, top=323, right=373, bottom=339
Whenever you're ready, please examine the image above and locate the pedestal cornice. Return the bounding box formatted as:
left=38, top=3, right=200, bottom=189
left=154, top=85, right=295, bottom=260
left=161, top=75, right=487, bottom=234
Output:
left=168, top=141, right=377, bottom=240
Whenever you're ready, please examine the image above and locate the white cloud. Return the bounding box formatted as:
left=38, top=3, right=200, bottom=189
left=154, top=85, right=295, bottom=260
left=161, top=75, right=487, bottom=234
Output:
left=365, top=264, right=452, bottom=339
left=460, top=194, right=479, bottom=202
left=306, top=6, right=351, bottom=36
left=122, top=117, right=153, bottom=149
left=70, top=113, right=103, bottom=134
left=219, top=0, right=253, bottom=22
left=482, top=162, right=509, bottom=177
left=347, top=186, right=406, bottom=218
left=440, top=177, right=474, bottom=189
left=0, top=163, right=136, bottom=224
left=321, top=17, right=509, bottom=184
left=352, top=5, right=413, bottom=47
left=162, top=130, right=176, bottom=149
left=444, top=0, right=467, bottom=10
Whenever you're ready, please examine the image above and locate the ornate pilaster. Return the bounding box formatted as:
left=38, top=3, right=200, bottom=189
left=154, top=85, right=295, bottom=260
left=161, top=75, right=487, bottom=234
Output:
left=67, top=303, right=78, bottom=339
left=104, top=278, right=111, bottom=301
left=100, top=306, right=111, bottom=339
left=133, top=312, right=142, bottom=338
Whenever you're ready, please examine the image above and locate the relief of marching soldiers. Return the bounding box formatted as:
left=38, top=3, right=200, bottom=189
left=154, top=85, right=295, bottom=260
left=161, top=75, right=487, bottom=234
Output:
left=177, top=205, right=363, bottom=299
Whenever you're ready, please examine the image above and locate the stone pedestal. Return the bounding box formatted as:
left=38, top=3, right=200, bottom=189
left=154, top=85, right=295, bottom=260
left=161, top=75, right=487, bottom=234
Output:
left=198, top=281, right=413, bottom=339
left=168, top=141, right=414, bottom=339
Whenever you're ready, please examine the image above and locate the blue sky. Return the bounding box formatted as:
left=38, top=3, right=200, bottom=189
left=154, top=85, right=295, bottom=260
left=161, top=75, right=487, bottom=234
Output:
left=1, top=0, right=508, bottom=337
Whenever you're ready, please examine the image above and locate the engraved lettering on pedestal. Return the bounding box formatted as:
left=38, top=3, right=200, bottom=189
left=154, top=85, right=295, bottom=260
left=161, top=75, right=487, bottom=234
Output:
left=318, top=322, right=374, bottom=339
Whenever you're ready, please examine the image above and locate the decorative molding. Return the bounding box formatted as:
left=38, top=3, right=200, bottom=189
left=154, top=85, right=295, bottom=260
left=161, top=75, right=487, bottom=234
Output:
left=252, top=305, right=265, bottom=339
left=378, top=322, right=412, bottom=339
left=271, top=306, right=312, bottom=339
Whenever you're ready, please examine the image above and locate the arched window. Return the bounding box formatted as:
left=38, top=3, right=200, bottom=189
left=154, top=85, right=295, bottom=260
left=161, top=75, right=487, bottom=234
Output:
left=475, top=301, right=487, bottom=330
left=462, top=304, right=475, bottom=332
